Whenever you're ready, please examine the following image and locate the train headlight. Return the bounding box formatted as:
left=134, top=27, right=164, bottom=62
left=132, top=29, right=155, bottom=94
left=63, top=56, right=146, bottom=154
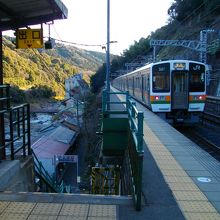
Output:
left=154, top=96, right=166, bottom=101
left=193, top=95, right=203, bottom=100
left=190, top=95, right=205, bottom=102
left=151, top=95, right=169, bottom=103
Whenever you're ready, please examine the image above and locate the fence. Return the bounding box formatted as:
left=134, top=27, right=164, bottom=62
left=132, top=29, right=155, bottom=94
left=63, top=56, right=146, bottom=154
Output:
left=0, top=84, right=31, bottom=160
left=102, top=90, right=144, bottom=211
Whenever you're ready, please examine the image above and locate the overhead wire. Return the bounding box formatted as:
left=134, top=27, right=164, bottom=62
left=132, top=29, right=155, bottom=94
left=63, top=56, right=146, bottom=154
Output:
left=52, top=38, right=105, bottom=47
left=49, top=25, right=105, bottom=49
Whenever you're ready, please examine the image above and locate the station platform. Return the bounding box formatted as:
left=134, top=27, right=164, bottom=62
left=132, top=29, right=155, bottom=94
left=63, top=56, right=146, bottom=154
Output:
left=1, top=89, right=220, bottom=220
left=0, top=193, right=121, bottom=220
left=112, top=88, right=220, bottom=219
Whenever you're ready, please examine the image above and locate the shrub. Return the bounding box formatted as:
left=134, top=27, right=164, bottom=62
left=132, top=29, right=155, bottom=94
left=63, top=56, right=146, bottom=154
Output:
left=10, top=85, right=26, bottom=104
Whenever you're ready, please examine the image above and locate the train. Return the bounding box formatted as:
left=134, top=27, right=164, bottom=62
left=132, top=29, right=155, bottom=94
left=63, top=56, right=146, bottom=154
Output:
left=112, top=60, right=206, bottom=124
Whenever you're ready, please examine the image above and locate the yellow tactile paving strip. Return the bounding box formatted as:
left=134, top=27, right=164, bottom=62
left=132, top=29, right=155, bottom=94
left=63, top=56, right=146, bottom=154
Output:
left=143, top=121, right=220, bottom=220
left=0, top=202, right=117, bottom=220
left=113, top=90, right=220, bottom=219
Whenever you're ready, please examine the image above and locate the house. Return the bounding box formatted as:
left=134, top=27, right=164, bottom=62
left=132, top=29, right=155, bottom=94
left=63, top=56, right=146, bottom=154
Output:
left=65, top=73, right=89, bottom=100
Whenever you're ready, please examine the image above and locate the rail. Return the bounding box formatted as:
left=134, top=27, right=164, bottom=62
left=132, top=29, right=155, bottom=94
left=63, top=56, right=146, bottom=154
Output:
left=0, top=85, right=31, bottom=160
left=202, top=96, right=220, bottom=127
left=0, top=85, right=62, bottom=192
left=204, top=96, right=220, bottom=116
left=0, top=84, right=10, bottom=110
left=91, top=166, right=120, bottom=195
left=127, top=99, right=144, bottom=211
left=102, top=90, right=129, bottom=115
left=127, top=100, right=144, bottom=152
left=32, top=150, right=60, bottom=192
left=102, top=90, right=144, bottom=210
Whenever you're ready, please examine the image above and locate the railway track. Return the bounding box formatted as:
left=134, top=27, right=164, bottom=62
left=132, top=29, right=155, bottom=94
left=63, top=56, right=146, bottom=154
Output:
left=202, top=95, right=220, bottom=126
left=177, top=123, right=220, bottom=161
left=175, top=96, right=220, bottom=160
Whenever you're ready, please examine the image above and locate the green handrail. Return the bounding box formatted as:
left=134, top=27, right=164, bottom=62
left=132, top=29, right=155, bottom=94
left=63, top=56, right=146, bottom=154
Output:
left=127, top=99, right=144, bottom=153
left=102, top=90, right=129, bottom=113
left=102, top=89, right=144, bottom=211
left=32, top=149, right=61, bottom=193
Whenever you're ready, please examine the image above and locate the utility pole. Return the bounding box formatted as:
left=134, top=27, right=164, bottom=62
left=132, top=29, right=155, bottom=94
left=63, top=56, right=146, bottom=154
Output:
left=106, top=0, right=110, bottom=110
left=199, top=29, right=214, bottom=64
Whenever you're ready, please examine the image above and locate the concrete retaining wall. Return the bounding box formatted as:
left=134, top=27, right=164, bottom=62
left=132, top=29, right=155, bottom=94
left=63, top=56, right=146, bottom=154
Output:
left=0, top=156, right=35, bottom=192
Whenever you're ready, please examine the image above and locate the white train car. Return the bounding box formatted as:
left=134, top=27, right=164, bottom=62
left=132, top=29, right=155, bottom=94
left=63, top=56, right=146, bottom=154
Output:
left=112, top=60, right=206, bottom=123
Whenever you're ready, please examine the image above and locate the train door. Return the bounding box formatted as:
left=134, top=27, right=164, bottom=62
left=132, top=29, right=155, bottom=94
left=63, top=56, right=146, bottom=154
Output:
left=141, top=75, right=144, bottom=101
left=147, top=75, right=150, bottom=105
left=171, top=71, right=189, bottom=109
left=132, top=77, right=134, bottom=95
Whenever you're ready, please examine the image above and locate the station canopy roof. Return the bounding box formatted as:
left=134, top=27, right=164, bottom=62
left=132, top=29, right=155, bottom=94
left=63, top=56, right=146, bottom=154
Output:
left=0, top=0, right=68, bottom=31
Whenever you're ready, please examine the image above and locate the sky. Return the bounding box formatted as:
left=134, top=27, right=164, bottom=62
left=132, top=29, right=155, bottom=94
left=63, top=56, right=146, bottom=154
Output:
left=3, top=0, right=173, bottom=55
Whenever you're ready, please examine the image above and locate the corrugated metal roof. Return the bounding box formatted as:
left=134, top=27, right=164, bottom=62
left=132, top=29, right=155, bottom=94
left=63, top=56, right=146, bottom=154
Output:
left=32, top=126, right=76, bottom=159
left=0, top=0, right=68, bottom=31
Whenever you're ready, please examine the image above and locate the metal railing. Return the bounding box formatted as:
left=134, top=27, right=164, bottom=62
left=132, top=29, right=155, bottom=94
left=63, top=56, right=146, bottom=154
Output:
left=32, top=150, right=61, bottom=193
left=127, top=100, right=144, bottom=152
left=102, top=90, right=129, bottom=115
left=127, top=99, right=144, bottom=211
left=102, top=90, right=144, bottom=210
left=0, top=84, right=31, bottom=160
left=91, top=166, right=120, bottom=195
left=202, top=96, right=220, bottom=126
left=0, top=85, right=63, bottom=193
left=204, top=96, right=220, bottom=116
left=0, top=84, right=10, bottom=110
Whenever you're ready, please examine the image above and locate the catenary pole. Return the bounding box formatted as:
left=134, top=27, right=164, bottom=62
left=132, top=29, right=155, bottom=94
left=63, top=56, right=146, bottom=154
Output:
left=106, top=0, right=110, bottom=109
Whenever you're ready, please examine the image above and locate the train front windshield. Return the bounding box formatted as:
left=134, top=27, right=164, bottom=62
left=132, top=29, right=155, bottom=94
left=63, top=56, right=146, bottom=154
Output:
left=152, top=63, right=170, bottom=93
left=189, top=63, right=205, bottom=92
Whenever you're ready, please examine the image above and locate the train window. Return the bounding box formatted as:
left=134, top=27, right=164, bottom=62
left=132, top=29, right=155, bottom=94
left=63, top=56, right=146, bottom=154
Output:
left=189, top=63, right=205, bottom=92
left=152, top=63, right=170, bottom=92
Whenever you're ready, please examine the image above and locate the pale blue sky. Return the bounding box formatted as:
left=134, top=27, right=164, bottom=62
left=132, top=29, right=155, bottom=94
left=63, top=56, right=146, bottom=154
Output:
left=3, top=0, right=173, bottom=55
left=51, top=0, right=173, bottom=55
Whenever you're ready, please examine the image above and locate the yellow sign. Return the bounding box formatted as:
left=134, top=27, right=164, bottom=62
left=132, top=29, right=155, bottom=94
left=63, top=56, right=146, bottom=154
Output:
left=16, top=28, right=43, bottom=49
left=173, top=62, right=186, bottom=70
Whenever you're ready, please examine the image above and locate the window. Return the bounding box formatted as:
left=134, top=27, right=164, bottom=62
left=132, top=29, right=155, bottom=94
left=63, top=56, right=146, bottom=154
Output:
left=152, top=63, right=170, bottom=92
left=189, top=63, right=205, bottom=92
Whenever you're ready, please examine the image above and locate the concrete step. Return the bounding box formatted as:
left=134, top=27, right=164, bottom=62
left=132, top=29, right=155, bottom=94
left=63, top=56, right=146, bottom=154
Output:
left=0, top=160, right=20, bottom=191
left=0, top=191, right=132, bottom=205
left=0, top=157, right=35, bottom=192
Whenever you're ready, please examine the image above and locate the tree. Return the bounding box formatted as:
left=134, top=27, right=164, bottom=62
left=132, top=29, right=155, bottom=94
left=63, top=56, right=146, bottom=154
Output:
left=168, top=0, right=204, bottom=22
left=90, top=63, right=106, bottom=93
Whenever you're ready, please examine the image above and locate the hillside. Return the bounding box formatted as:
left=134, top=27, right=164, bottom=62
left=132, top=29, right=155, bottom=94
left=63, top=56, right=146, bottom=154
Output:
left=91, top=0, right=220, bottom=96
left=2, top=36, right=106, bottom=99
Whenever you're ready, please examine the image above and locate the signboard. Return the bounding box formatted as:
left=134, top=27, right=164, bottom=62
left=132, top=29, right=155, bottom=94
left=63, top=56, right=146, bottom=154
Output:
left=153, top=63, right=170, bottom=73
left=173, top=62, right=186, bottom=70
left=54, top=155, right=78, bottom=165
left=16, top=28, right=43, bottom=49
left=54, top=155, right=79, bottom=186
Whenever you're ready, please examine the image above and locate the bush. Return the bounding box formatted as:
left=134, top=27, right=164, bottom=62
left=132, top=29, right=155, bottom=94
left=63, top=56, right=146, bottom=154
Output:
left=10, top=86, right=26, bottom=104
left=27, top=85, right=56, bottom=99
